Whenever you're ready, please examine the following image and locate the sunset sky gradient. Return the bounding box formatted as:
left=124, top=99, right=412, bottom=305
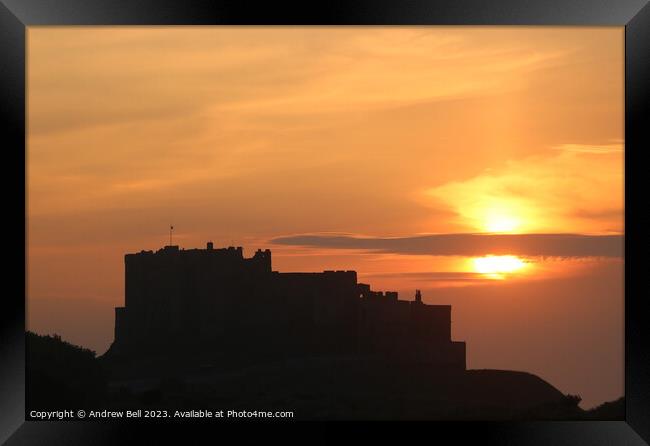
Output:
left=27, top=27, right=623, bottom=408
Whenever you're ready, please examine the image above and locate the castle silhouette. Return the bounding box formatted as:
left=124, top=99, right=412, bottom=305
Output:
left=106, top=243, right=466, bottom=370
left=31, top=242, right=613, bottom=420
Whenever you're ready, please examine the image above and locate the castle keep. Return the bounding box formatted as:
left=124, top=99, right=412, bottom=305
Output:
left=109, top=243, right=466, bottom=369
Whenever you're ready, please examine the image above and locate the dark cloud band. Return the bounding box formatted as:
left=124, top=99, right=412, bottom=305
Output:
left=271, top=233, right=623, bottom=258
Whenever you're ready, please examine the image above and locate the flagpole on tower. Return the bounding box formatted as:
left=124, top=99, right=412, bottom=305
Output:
left=170, top=225, right=173, bottom=246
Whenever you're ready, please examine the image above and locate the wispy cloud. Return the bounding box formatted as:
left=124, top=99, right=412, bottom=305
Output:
left=551, top=142, right=623, bottom=154
left=360, top=271, right=492, bottom=282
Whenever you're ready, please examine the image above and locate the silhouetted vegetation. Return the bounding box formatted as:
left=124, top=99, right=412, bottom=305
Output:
left=26, top=331, right=107, bottom=409
left=583, top=396, right=625, bottom=420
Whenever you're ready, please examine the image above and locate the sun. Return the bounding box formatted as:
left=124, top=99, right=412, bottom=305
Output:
left=472, top=255, right=527, bottom=278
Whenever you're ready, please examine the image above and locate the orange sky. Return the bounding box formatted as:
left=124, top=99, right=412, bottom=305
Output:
left=27, top=27, right=623, bottom=408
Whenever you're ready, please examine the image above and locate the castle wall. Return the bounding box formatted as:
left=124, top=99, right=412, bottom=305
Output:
left=114, top=307, right=128, bottom=344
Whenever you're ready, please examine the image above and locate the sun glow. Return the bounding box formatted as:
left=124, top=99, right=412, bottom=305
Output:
left=482, top=204, right=523, bottom=233
left=484, top=214, right=521, bottom=233
left=472, top=255, right=527, bottom=278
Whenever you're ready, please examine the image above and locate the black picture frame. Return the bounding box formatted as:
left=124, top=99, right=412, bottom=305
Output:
left=1, top=0, right=648, bottom=444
